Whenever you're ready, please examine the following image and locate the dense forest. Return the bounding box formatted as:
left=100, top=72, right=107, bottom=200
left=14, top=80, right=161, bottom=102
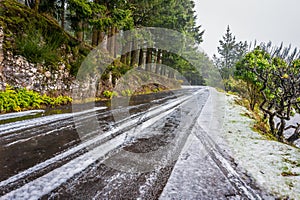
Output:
left=8, top=0, right=214, bottom=85
left=0, top=0, right=222, bottom=112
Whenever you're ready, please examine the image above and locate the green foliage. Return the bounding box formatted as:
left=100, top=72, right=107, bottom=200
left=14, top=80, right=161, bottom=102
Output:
left=121, top=89, right=133, bottom=97
left=162, top=51, right=206, bottom=86
left=281, top=171, right=300, bottom=177
left=68, top=0, right=93, bottom=33
left=234, top=48, right=270, bottom=110
left=1, top=0, right=207, bottom=99
left=102, top=90, right=117, bottom=99
left=235, top=47, right=300, bottom=142
left=110, top=61, right=133, bottom=83
left=0, top=85, right=72, bottom=113
left=152, top=88, right=161, bottom=93
left=223, top=77, right=248, bottom=95
left=0, top=0, right=91, bottom=75
left=15, top=27, right=60, bottom=66
left=144, top=0, right=203, bottom=43
left=213, top=26, right=248, bottom=79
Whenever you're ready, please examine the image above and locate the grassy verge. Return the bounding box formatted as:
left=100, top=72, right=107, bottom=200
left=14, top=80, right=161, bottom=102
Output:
left=0, top=0, right=91, bottom=75
left=231, top=94, right=277, bottom=141
left=223, top=94, right=300, bottom=199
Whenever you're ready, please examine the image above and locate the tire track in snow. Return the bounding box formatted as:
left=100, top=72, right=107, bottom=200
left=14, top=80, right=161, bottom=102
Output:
left=0, top=89, right=205, bottom=198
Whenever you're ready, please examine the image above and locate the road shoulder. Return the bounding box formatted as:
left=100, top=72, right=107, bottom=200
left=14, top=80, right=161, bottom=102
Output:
left=223, top=92, right=300, bottom=199
left=160, top=87, right=300, bottom=199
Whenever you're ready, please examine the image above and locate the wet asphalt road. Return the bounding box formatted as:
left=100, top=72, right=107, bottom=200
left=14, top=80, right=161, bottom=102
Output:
left=0, top=87, right=267, bottom=199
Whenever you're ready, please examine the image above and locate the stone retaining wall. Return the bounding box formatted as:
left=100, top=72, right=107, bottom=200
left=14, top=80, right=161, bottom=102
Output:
left=0, top=26, right=73, bottom=96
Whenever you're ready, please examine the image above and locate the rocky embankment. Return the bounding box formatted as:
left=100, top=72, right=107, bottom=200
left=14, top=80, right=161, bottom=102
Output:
left=0, top=27, right=73, bottom=96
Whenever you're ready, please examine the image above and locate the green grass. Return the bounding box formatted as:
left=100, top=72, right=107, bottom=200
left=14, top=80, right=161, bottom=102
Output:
left=15, top=27, right=61, bottom=66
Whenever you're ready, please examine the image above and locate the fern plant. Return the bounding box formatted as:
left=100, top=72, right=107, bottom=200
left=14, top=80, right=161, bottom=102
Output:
left=0, top=85, right=72, bottom=113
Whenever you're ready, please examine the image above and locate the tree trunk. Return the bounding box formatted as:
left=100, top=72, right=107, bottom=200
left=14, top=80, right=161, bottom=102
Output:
left=287, top=128, right=300, bottom=143
left=168, top=70, right=174, bottom=79
left=92, top=29, right=105, bottom=47
left=269, top=114, right=275, bottom=137
left=131, top=40, right=139, bottom=67
left=98, top=32, right=106, bottom=49
left=146, top=48, right=152, bottom=72
left=160, top=66, right=165, bottom=76
left=107, top=27, right=117, bottom=58
left=108, top=27, right=116, bottom=57
left=34, top=0, right=39, bottom=13
left=120, top=54, right=127, bottom=64
left=121, top=32, right=131, bottom=64
left=61, top=0, right=65, bottom=29
left=114, top=28, right=119, bottom=58
left=277, top=118, right=286, bottom=142
left=138, top=49, right=144, bottom=69
left=92, top=28, right=99, bottom=46
left=76, top=21, right=84, bottom=42
left=160, top=50, right=167, bottom=76
left=155, top=49, right=162, bottom=74
left=152, top=49, right=157, bottom=72
left=107, top=27, right=112, bottom=53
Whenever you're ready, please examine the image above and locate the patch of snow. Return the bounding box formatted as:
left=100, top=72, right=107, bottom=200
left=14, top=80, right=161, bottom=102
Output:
left=0, top=110, right=44, bottom=121
left=223, top=94, right=300, bottom=199
left=0, top=107, right=107, bottom=136
left=161, top=88, right=300, bottom=199
left=0, top=90, right=203, bottom=196
left=181, top=85, right=204, bottom=89
left=160, top=88, right=260, bottom=199
left=137, top=170, right=158, bottom=200
left=294, top=139, right=300, bottom=148
left=159, top=133, right=236, bottom=199
left=275, top=113, right=300, bottom=140
left=4, top=124, right=74, bottom=147
left=0, top=134, right=126, bottom=200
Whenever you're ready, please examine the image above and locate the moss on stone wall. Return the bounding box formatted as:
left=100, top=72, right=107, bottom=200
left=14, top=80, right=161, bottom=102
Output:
left=0, top=0, right=91, bottom=75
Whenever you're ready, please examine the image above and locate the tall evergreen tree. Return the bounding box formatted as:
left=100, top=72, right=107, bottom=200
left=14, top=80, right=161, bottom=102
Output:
left=213, top=25, right=247, bottom=79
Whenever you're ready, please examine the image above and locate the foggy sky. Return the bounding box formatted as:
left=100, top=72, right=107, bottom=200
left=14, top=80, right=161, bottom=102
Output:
left=194, top=0, right=300, bottom=58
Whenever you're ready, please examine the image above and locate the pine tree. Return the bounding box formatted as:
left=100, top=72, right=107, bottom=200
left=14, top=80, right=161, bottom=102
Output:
left=213, top=25, right=247, bottom=79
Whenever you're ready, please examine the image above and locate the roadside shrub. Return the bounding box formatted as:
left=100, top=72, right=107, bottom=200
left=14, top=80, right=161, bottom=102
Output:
left=121, top=89, right=133, bottom=97
left=103, top=90, right=117, bottom=99
left=178, top=80, right=184, bottom=84
left=51, top=95, right=73, bottom=106
left=0, top=85, right=72, bottom=113
left=223, top=77, right=247, bottom=95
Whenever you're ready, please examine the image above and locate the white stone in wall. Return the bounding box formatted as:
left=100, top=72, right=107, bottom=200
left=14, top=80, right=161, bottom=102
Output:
left=59, top=63, right=65, bottom=70
left=31, top=68, right=37, bottom=73
left=44, top=71, right=51, bottom=78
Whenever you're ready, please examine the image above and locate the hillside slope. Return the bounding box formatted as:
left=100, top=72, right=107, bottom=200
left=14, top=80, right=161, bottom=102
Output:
left=0, top=0, right=90, bottom=95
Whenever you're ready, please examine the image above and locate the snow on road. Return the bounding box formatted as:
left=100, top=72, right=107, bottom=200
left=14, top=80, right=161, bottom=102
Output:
left=2, top=87, right=299, bottom=199
left=161, top=88, right=300, bottom=199
left=0, top=89, right=206, bottom=199
left=160, top=87, right=265, bottom=199
left=0, top=107, right=107, bottom=136
left=0, top=110, right=44, bottom=121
